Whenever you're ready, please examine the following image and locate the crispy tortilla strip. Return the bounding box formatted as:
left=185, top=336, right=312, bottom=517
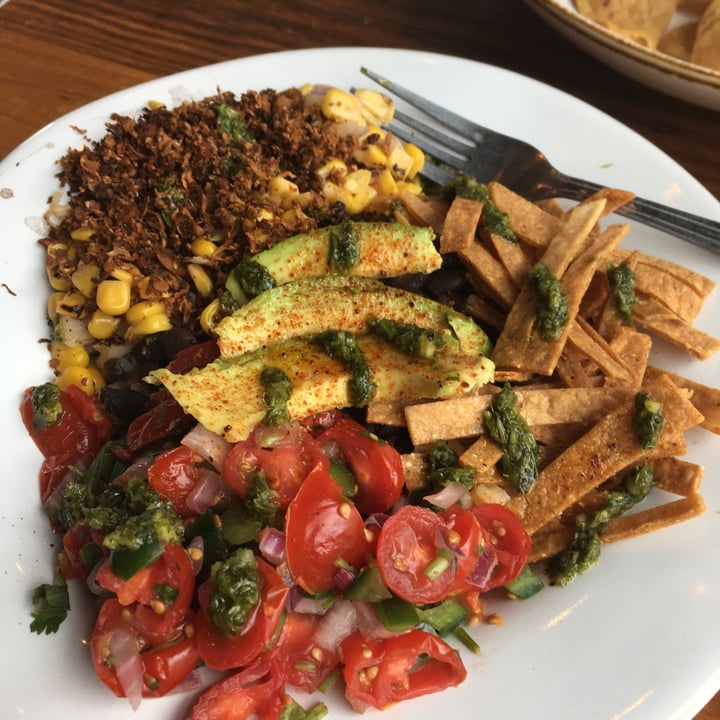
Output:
left=603, top=494, right=706, bottom=542
left=486, top=232, right=532, bottom=287
left=397, top=189, right=448, bottom=233
left=493, top=206, right=624, bottom=376
left=465, top=294, right=506, bottom=330
left=612, top=248, right=716, bottom=300
left=606, top=327, right=652, bottom=389
left=555, top=340, right=600, bottom=388
left=401, top=452, right=427, bottom=492
left=650, top=457, right=704, bottom=496
left=460, top=435, right=504, bottom=479
left=634, top=266, right=706, bottom=323
left=633, top=297, right=720, bottom=360
left=366, top=399, right=411, bottom=426
left=566, top=316, right=635, bottom=383
left=460, top=240, right=518, bottom=309
left=644, top=364, right=720, bottom=433
left=404, top=385, right=632, bottom=445
left=506, top=374, right=704, bottom=534
left=576, top=186, right=636, bottom=217
left=529, top=493, right=706, bottom=562
left=692, top=0, right=720, bottom=70
left=575, top=0, right=678, bottom=48
left=440, top=196, right=483, bottom=253
left=488, top=182, right=563, bottom=248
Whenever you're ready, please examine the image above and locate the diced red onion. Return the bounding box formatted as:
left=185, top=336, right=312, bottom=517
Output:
left=466, top=544, right=499, bottom=590
left=424, top=482, right=470, bottom=510
left=114, top=454, right=155, bottom=485
left=293, top=596, right=329, bottom=615
left=185, top=468, right=223, bottom=514
left=86, top=561, right=114, bottom=598
left=333, top=566, right=356, bottom=591
left=353, top=601, right=397, bottom=640
left=182, top=423, right=232, bottom=469
left=258, top=527, right=286, bottom=566
left=109, top=628, right=144, bottom=710
left=312, top=600, right=358, bottom=650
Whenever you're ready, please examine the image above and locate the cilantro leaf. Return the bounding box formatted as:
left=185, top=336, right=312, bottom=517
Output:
left=30, top=571, right=70, bottom=634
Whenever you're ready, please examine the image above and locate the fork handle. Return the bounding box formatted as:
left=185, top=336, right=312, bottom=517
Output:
left=559, top=175, right=720, bottom=254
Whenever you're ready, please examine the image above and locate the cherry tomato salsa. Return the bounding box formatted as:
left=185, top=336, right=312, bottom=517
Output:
left=21, top=360, right=532, bottom=718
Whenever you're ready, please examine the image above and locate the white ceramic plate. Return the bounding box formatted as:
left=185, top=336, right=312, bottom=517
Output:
left=525, top=0, right=720, bottom=111
left=1, top=48, right=719, bottom=720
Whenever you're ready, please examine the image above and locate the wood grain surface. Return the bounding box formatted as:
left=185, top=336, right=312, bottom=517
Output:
left=1, top=1, right=718, bottom=717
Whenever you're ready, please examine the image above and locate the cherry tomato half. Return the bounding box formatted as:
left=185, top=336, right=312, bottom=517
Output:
left=195, top=557, right=289, bottom=671
left=91, top=598, right=200, bottom=700
left=318, top=414, right=404, bottom=515
left=341, top=628, right=467, bottom=711
left=285, top=463, right=370, bottom=595
left=376, top=504, right=456, bottom=604
left=471, top=503, right=531, bottom=589
left=147, top=445, right=206, bottom=518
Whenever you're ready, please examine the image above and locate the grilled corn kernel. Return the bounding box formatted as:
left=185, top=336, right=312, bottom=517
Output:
left=256, top=208, right=274, bottom=223
left=129, top=313, right=172, bottom=337
left=46, top=267, right=71, bottom=292
left=397, top=179, right=422, bottom=195
left=55, top=292, right=87, bottom=317
left=316, top=158, right=347, bottom=182
left=359, top=124, right=385, bottom=143
left=387, top=145, right=414, bottom=180
left=376, top=168, right=399, bottom=195
left=88, top=310, right=120, bottom=340
left=321, top=88, right=364, bottom=125
left=187, top=263, right=213, bottom=297
left=47, top=291, right=67, bottom=319
left=352, top=144, right=388, bottom=169
left=71, top=263, right=100, bottom=297
left=70, top=227, right=96, bottom=242
left=190, top=238, right=217, bottom=258
left=96, top=279, right=132, bottom=316
left=52, top=342, right=90, bottom=372
left=354, top=88, right=395, bottom=125
left=56, top=365, right=105, bottom=394
left=403, top=143, right=425, bottom=178
left=343, top=169, right=372, bottom=194
left=125, top=300, right=165, bottom=326
left=137, top=276, right=154, bottom=299
left=200, top=298, right=222, bottom=335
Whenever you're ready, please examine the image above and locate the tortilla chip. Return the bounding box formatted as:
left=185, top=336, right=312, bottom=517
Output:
left=575, top=0, right=678, bottom=48
left=658, top=21, right=698, bottom=60
left=460, top=240, right=519, bottom=310
left=692, top=0, right=720, bottom=69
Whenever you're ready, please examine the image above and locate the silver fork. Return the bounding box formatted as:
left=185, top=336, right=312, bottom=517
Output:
left=360, top=67, right=720, bottom=254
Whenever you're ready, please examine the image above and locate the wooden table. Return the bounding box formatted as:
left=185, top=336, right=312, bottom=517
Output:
left=1, top=1, right=718, bottom=718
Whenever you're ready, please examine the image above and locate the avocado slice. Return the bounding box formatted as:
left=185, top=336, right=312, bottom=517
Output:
left=225, top=222, right=441, bottom=297
left=148, top=335, right=494, bottom=442
left=215, top=275, right=492, bottom=358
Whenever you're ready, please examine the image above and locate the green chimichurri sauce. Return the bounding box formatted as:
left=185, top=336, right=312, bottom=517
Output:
left=30, top=382, right=63, bottom=430
left=483, top=384, right=539, bottom=494
left=548, top=465, right=656, bottom=586
left=633, top=392, right=664, bottom=450
left=215, top=102, right=255, bottom=143
left=445, top=174, right=516, bottom=242
left=261, top=366, right=293, bottom=427
left=426, top=440, right=475, bottom=490
left=607, top=260, right=638, bottom=323
left=227, top=258, right=277, bottom=301
left=208, top=548, right=262, bottom=636
left=367, top=317, right=444, bottom=360
left=328, top=220, right=361, bottom=273
left=313, top=330, right=375, bottom=406
left=529, top=262, right=569, bottom=340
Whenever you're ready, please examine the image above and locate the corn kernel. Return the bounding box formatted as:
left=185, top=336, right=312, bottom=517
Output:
left=187, top=263, right=213, bottom=297
left=359, top=124, right=385, bottom=143
left=96, top=279, right=132, bottom=316
left=56, top=365, right=105, bottom=394
left=344, top=185, right=377, bottom=215
left=137, top=276, right=153, bottom=299
left=47, top=291, right=67, bottom=319
left=110, top=267, right=135, bottom=283
left=125, top=300, right=165, bottom=326
left=321, top=88, right=364, bottom=124
left=316, top=158, right=347, bottom=182
left=200, top=298, right=221, bottom=335
left=88, top=310, right=120, bottom=340
left=299, top=82, right=314, bottom=96
left=129, top=313, right=172, bottom=337
left=396, top=180, right=423, bottom=195
left=71, top=263, right=100, bottom=297
left=354, top=88, right=395, bottom=125
left=190, top=238, right=217, bottom=258
left=376, top=168, right=399, bottom=195
left=403, top=143, right=425, bottom=178
left=45, top=241, right=68, bottom=259
left=55, top=292, right=87, bottom=317
left=51, top=342, right=90, bottom=372
left=342, top=169, right=373, bottom=194
left=147, top=100, right=166, bottom=110
left=256, top=208, right=274, bottom=223
left=352, top=144, right=388, bottom=169
left=47, top=267, right=71, bottom=292
left=268, top=176, right=300, bottom=198
left=70, top=227, right=96, bottom=242
left=387, top=145, right=414, bottom=180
